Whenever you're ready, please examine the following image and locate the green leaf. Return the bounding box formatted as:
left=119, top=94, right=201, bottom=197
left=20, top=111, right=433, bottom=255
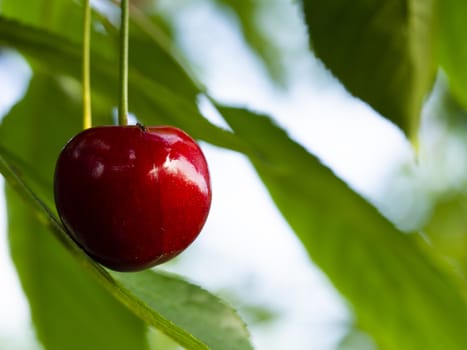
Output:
left=423, top=194, right=467, bottom=274
left=5, top=190, right=149, bottom=350
left=214, top=0, right=287, bottom=84
left=129, top=21, right=200, bottom=101
left=0, top=74, right=149, bottom=350
left=0, top=0, right=76, bottom=36
left=110, top=271, right=253, bottom=350
left=416, top=82, right=467, bottom=275
left=300, top=0, right=437, bottom=138
left=337, top=327, right=377, bottom=350
left=218, top=106, right=467, bottom=349
left=439, top=0, right=467, bottom=109
left=0, top=15, right=243, bottom=152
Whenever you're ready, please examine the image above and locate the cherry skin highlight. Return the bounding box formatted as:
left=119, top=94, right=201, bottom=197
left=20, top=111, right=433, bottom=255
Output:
left=54, top=125, right=211, bottom=272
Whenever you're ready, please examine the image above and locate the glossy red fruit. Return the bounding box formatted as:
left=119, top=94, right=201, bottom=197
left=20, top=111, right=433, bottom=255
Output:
left=54, top=125, right=211, bottom=272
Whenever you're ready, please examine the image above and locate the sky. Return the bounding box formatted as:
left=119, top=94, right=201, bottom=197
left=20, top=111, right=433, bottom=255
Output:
left=0, top=1, right=415, bottom=349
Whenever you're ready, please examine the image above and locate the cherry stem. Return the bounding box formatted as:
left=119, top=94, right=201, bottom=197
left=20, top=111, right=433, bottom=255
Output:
left=82, top=0, right=92, bottom=129
left=118, top=0, right=129, bottom=126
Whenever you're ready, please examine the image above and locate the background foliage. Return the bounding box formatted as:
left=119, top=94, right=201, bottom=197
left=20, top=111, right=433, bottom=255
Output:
left=1, top=0, right=467, bottom=349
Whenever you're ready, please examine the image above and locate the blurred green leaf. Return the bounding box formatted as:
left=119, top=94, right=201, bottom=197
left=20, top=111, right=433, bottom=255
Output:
left=0, top=0, right=80, bottom=41
left=415, top=80, right=467, bottom=276
left=0, top=74, right=149, bottom=350
left=0, top=16, right=242, bottom=151
left=218, top=106, right=467, bottom=349
left=439, top=0, right=467, bottom=109
left=214, top=0, right=286, bottom=84
left=301, top=0, right=437, bottom=139
left=215, top=290, right=278, bottom=326
left=424, top=194, right=467, bottom=275
left=129, top=22, right=199, bottom=100
left=337, top=327, right=377, bottom=350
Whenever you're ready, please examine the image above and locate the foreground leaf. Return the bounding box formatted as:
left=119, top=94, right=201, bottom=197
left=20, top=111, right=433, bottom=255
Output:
left=301, top=0, right=437, bottom=138
left=439, top=0, right=467, bottom=109
left=110, top=271, right=253, bottom=350
left=219, top=106, right=467, bottom=349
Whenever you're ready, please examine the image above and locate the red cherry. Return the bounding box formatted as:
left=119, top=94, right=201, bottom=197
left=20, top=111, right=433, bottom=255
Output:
left=54, top=125, right=211, bottom=272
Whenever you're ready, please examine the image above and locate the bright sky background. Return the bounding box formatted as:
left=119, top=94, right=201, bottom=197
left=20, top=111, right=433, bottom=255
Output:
left=0, top=1, right=416, bottom=349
